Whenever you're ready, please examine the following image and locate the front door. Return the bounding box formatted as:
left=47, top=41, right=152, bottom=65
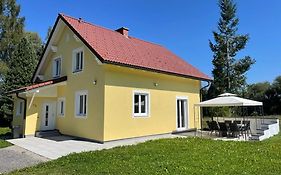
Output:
left=41, top=103, right=55, bottom=131
left=176, top=98, right=188, bottom=130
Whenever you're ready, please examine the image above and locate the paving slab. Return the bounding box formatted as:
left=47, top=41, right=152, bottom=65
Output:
left=0, top=145, right=49, bottom=174
left=8, top=134, right=180, bottom=160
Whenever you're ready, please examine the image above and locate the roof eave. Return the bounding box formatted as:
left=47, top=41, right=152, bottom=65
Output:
left=104, top=60, right=212, bottom=82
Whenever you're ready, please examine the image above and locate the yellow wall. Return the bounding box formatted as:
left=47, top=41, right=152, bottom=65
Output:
left=40, top=26, right=105, bottom=141
left=103, top=64, right=201, bottom=141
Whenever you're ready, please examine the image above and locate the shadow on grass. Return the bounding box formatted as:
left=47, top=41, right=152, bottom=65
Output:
left=0, top=127, right=13, bottom=140
left=0, top=132, right=12, bottom=140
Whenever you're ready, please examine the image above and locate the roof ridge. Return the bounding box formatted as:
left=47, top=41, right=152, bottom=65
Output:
left=60, top=13, right=164, bottom=47
left=60, top=13, right=132, bottom=37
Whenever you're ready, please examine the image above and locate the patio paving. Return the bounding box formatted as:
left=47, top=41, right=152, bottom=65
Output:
left=8, top=134, right=181, bottom=160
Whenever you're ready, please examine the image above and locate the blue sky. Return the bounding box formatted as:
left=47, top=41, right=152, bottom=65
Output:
left=18, top=0, right=281, bottom=84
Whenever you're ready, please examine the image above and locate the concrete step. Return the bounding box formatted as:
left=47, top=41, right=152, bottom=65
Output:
left=250, top=133, right=264, bottom=141
left=35, top=130, right=61, bottom=138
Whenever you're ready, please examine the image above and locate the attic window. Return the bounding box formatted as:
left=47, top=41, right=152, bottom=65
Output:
left=52, top=57, right=61, bottom=78
left=72, top=48, right=84, bottom=73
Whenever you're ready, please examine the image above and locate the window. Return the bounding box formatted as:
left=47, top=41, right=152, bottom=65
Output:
left=133, top=91, right=149, bottom=117
left=53, top=57, right=61, bottom=77
left=73, top=48, right=84, bottom=72
left=16, top=101, right=24, bottom=116
left=57, top=98, right=65, bottom=116
left=75, top=90, right=88, bottom=117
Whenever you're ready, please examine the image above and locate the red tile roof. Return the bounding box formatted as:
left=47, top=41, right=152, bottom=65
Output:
left=59, top=14, right=211, bottom=81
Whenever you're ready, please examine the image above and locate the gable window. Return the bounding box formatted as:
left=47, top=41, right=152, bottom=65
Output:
left=57, top=98, right=65, bottom=116
left=75, top=90, right=88, bottom=117
left=133, top=91, right=149, bottom=117
left=16, top=101, right=24, bottom=116
left=53, top=57, right=61, bottom=78
left=73, top=48, right=84, bottom=73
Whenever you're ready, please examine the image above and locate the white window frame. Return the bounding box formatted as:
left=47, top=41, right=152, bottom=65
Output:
left=57, top=97, right=65, bottom=117
left=72, top=47, right=84, bottom=73
left=75, top=90, right=88, bottom=118
left=133, top=90, right=150, bottom=117
left=16, top=101, right=24, bottom=116
left=52, top=56, right=62, bottom=78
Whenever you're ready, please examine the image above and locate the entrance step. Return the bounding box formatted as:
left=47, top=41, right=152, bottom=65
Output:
left=35, top=130, right=61, bottom=138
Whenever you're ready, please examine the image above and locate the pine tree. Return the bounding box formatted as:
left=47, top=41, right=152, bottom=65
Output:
left=0, top=36, right=37, bottom=123
left=208, top=0, right=255, bottom=97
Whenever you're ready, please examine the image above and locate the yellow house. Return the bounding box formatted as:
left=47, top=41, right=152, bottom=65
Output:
left=9, top=14, right=211, bottom=143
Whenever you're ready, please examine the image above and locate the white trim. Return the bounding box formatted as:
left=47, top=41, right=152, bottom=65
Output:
left=57, top=97, right=65, bottom=117
left=72, top=47, right=84, bottom=73
left=52, top=56, right=62, bottom=78
left=132, top=90, right=150, bottom=118
left=75, top=90, right=88, bottom=118
left=176, top=96, right=189, bottom=131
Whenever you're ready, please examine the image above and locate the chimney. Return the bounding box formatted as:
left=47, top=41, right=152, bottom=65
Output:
left=78, top=17, right=82, bottom=23
left=116, top=27, right=129, bottom=38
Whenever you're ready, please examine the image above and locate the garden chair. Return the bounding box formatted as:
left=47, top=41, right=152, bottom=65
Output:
left=218, top=122, right=228, bottom=137
left=229, top=122, right=241, bottom=138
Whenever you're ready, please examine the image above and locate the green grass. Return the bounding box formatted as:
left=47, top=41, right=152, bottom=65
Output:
left=9, top=133, right=281, bottom=175
left=0, top=127, right=12, bottom=148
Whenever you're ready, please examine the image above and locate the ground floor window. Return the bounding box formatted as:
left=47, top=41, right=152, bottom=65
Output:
left=75, top=90, right=88, bottom=117
left=133, top=91, right=149, bottom=117
left=57, top=97, right=65, bottom=116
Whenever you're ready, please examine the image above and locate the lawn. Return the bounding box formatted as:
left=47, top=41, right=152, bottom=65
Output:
left=9, top=133, right=281, bottom=175
left=0, top=127, right=12, bottom=148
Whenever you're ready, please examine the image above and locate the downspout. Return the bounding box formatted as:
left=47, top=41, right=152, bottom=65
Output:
left=199, top=80, right=211, bottom=136
left=16, top=92, right=27, bottom=138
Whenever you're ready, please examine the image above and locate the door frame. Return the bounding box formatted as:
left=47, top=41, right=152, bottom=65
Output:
left=176, top=96, right=189, bottom=131
left=41, top=101, right=56, bottom=131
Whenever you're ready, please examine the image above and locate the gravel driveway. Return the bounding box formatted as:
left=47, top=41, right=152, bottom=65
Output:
left=0, top=145, right=49, bottom=174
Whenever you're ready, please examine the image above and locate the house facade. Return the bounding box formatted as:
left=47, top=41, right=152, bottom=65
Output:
left=10, top=14, right=211, bottom=143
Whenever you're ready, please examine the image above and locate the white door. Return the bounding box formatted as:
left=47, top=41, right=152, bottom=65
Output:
left=176, top=98, right=188, bottom=130
left=41, top=103, right=55, bottom=131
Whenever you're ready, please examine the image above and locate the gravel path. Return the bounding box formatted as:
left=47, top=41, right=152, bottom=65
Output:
left=0, top=145, right=49, bottom=174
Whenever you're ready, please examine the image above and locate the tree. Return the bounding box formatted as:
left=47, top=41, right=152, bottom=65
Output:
left=25, top=32, right=43, bottom=60
left=208, top=0, right=255, bottom=97
left=265, top=76, right=281, bottom=115
left=0, top=0, right=25, bottom=70
left=44, top=26, right=52, bottom=45
left=0, top=36, right=37, bottom=123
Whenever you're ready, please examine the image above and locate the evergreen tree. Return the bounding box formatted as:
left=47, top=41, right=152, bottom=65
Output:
left=0, top=36, right=37, bottom=123
left=208, top=0, right=255, bottom=97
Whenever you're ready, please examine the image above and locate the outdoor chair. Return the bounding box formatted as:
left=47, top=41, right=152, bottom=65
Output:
left=225, top=120, right=232, bottom=128
left=208, top=121, right=220, bottom=136
left=242, top=121, right=251, bottom=136
left=218, top=122, right=228, bottom=137
left=229, top=122, right=241, bottom=137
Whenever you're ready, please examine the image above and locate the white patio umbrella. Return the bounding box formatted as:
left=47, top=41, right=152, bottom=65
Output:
left=195, top=93, right=262, bottom=107
left=193, top=93, right=263, bottom=138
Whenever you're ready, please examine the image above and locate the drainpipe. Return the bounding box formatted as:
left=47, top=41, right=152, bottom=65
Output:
left=199, top=80, right=211, bottom=136
left=16, top=92, right=27, bottom=138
